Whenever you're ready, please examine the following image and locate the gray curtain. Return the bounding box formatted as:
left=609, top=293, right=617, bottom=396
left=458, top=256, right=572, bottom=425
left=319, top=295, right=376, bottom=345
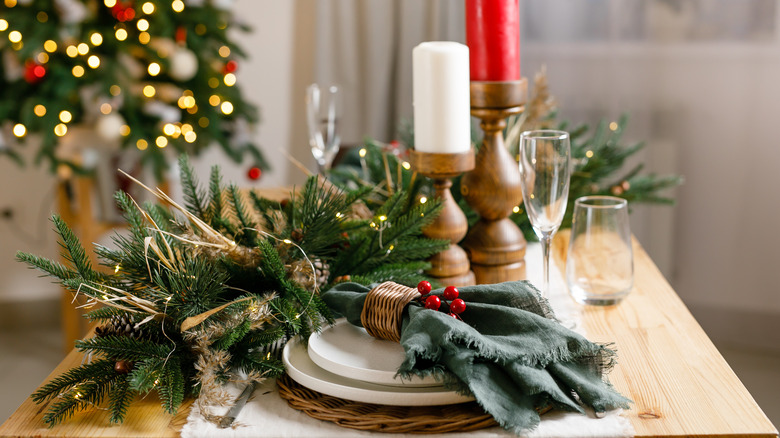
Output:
left=314, top=0, right=465, bottom=145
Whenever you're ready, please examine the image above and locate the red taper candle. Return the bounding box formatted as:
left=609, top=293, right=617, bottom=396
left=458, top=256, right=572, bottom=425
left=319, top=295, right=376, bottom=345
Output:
left=465, top=0, right=520, bottom=81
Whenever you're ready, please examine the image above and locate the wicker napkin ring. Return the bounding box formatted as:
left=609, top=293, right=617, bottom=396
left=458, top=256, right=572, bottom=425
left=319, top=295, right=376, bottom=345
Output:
left=360, top=281, right=419, bottom=342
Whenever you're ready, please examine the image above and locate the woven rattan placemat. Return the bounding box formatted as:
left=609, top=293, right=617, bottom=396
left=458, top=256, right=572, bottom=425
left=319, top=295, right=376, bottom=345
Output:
left=277, top=374, right=499, bottom=434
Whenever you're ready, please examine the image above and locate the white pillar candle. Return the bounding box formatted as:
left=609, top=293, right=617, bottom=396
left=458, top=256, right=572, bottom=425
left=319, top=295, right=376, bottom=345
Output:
left=413, top=42, right=471, bottom=153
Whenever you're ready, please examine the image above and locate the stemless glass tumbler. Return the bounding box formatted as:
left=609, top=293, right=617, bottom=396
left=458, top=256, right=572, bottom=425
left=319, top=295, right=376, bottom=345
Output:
left=566, top=196, right=633, bottom=305
left=519, top=130, right=571, bottom=297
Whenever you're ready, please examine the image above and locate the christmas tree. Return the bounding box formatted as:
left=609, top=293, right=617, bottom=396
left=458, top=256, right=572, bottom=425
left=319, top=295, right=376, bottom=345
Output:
left=0, top=0, right=266, bottom=178
left=18, top=155, right=447, bottom=425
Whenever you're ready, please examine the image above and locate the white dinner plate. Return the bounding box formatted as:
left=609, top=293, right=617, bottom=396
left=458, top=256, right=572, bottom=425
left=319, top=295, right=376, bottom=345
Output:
left=307, top=318, right=440, bottom=387
left=283, top=337, right=474, bottom=406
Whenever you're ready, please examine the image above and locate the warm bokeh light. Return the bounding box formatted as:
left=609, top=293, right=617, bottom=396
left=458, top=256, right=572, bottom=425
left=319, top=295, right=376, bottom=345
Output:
left=220, top=101, right=234, bottom=114
left=90, top=32, right=103, bottom=46
left=59, top=111, right=73, bottom=123
left=209, top=95, right=220, bottom=106
left=37, top=52, right=49, bottom=63
left=54, top=123, right=68, bottom=137
left=36, top=12, right=48, bottom=23
left=0, top=19, right=8, bottom=31
left=136, top=139, right=148, bottom=150
left=148, top=62, right=161, bottom=76
left=72, top=65, right=85, bottom=77
left=34, top=105, right=46, bottom=117
left=4, top=0, right=16, bottom=8
left=43, top=40, right=57, bottom=52
left=218, top=46, right=230, bottom=58
left=208, top=77, right=219, bottom=88
left=156, top=136, right=168, bottom=148
left=110, top=85, right=121, bottom=96
left=163, top=124, right=176, bottom=136
left=142, top=2, right=154, bottom=14
left=223, top=73, right=236, bottom=86
left=198, top=117, right=209, bottom=128
left=143, top=85, right=156, bottom=97
left=87, top=55, right=100, bottom=68
left=138, top=32, right=150, bottom=44
left=8, top=31, right=22, bottom=43
left=184, top=131, right=197, bottom=143
left=77, top=43, right=89, bottom=55
left=104, top=0, right=117, bottom=7
left=66, top=45, right=78, bottom=57
left=115, top=28, right=127, bottom=41
left=172, top=0, right=184, bottom=12
left=119, top=125, right=131, bottom=136
left=100, top=103, right=112, bottom=114
left=12, top=124, right=26, bottom=137
left=137, top=19, right=149, bottom=32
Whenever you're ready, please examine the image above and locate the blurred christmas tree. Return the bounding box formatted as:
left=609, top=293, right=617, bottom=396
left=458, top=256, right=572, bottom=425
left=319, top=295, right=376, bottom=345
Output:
left=0, top=0, right=267, bottom=178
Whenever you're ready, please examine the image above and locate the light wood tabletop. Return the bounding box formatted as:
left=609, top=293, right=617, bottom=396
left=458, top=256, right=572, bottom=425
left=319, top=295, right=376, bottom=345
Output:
left=1, top=232, right=777, bottom=437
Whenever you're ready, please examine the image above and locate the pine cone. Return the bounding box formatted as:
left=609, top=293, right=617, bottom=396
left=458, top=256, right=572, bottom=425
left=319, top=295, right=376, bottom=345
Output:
left=287, top=258, right=330, bottom=291
left=95, top=313, right=146, bottom=339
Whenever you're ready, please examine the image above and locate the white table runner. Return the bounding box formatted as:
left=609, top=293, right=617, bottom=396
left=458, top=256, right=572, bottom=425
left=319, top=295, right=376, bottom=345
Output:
left=181, top=243, right=634, bottom=438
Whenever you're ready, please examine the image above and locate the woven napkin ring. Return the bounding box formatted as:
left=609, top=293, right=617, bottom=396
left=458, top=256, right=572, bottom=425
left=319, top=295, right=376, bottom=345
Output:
left=360, top=281, right=419, bottom=343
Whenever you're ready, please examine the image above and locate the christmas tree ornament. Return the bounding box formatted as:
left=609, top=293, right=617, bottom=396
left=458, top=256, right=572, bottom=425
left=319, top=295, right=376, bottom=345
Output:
left=175, top=26, right=187, bottom=44
left=54, top=0, right=87, bottom=24
left=224, top=59, right=238, bottom=74
left=169, top=47, right=198, bottom=81
left=96, top=113, right=126, bottom=142
left=23, top=61, right=46, bottom=84
left=114, top=360, right=133, bottom=374
left=247, top=166, right=262, bottom=181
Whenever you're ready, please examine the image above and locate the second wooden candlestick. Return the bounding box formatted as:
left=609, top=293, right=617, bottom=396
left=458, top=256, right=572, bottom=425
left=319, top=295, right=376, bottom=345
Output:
left=410, top=149, right=476, bottom=287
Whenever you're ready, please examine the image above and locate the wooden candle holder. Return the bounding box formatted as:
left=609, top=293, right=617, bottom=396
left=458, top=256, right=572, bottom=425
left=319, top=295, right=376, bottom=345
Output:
left=410, top=149, right=476, bottom=287
left=461, top=79, right=528, bottom=284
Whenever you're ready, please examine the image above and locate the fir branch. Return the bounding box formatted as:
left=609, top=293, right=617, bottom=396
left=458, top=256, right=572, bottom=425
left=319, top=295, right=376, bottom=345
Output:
left=32, top=358, right=118, bottom=404
left=52, top=215, right=103, bottom=283
left=15, top=251, right=78, bottom=284
left=178, top=155, right=208, bottom=219
left=158, top=356, right=186, bottom=414
left=75, top=336, right=174, bottom=361
left=108, top=376, right=135, bottom=424
left=129, top=357, right=165, bottom=394
left=212, top=318, right=251, bottom=351
left=208, top=165, right=225, bottom=225
left=227, top=184, right=257, bottom=245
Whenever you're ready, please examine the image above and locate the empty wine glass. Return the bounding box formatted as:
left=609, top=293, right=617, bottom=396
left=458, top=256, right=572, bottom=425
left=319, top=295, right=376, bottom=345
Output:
left=519, top=130, right=571, bottom=297
left=306, top=84, right=341, bottom=174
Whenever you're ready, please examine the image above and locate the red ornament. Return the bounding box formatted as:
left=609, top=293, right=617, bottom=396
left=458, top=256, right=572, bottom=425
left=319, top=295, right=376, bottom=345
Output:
left=450, top=298, right=466, bottom=314
left=424, top=295, right=441, bottom=311
left=24, top=61, right=46, bottom=84
left=247, top=166, right=262, bottom=181
left=175, top=26, right=188, bottom=44
left=417, top=281, right=432, bottom=295
left=111, top=2, right=136, bottom=22
left=224, top=60, right=238, bottom=74
left=443, top=286, right=459, bottom=300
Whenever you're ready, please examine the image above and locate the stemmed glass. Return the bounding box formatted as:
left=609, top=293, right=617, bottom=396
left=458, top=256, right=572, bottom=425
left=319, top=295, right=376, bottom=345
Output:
left=305, top=84, right=341, bottom=174
left=519, top=130, right=571, bottom=297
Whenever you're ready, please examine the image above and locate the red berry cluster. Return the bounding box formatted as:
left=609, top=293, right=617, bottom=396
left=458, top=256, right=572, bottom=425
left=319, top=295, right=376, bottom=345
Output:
left=416, top=281, right=466, bottom=319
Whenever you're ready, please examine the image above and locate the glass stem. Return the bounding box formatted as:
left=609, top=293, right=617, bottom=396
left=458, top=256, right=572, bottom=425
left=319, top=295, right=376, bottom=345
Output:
left=540, top=232, right=553, bottom=298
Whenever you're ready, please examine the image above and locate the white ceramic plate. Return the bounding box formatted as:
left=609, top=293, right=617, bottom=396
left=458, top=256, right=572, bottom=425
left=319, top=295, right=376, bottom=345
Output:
left=307, top=319, right=439, bottom=387
left=283, top=338, right=473, bottom=406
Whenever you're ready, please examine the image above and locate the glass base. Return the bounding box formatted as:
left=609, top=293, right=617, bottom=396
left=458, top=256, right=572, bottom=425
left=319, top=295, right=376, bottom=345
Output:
left=570, top=289, right=630, bottom=306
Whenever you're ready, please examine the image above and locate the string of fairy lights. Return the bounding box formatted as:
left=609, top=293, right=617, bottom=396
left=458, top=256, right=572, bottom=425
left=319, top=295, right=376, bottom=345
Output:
left=0, top=0, right=261, bottom=174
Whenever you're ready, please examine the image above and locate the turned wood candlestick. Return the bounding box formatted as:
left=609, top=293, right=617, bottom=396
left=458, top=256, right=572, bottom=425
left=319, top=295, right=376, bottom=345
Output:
left=410, top=149, right=476, bottom=287
left=461, top=79, right=528, bottom=284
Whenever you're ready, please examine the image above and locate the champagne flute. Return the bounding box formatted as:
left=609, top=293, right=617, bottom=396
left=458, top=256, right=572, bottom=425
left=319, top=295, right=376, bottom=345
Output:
left=519, top=130, right=571, bottom=297
left=305, top=84, right=341, bottom=174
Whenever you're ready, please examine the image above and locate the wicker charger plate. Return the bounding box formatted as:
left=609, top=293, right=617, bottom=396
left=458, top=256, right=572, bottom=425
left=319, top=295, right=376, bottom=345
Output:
left=277, top=374, right=498, bottom=434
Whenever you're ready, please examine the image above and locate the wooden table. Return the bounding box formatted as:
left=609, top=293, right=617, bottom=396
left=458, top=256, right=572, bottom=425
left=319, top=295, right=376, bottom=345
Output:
left=1, top=233, right=777, bottom=437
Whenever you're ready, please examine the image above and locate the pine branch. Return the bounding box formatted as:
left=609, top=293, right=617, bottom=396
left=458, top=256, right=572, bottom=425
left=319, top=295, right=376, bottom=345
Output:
left=158, top=357, right=185, bottom=414
left=129, top=357, right=165, bottom=394
left=15, top=251, right=78, bottom=284
left=75, top=336, right=174, bottom=361
left=52, top=215, right=103, bottom=283
left=227, top=184, right=257, bottom=245
left=178, top=155, right=208, bottom=219
left=32, top=358, right=117, bottom=404
left=108, top=377, right=135, bottom=424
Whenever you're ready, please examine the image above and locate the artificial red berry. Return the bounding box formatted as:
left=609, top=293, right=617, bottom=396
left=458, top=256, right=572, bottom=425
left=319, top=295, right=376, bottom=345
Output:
left=450, top=298, right=466, bottom=314
left=424, top=295, right=441, bottom=311
left=443, top=286, right=459, bottom=300
left=448, top=313, right=458, bottom=318
left=417, top=281, right=432, bottom=295
left=247, top=166, right=262, bottom=181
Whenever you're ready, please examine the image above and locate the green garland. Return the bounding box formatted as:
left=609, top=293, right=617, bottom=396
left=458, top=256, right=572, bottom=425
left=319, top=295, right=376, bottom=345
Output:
left=18, top=155, right=447, bottom=426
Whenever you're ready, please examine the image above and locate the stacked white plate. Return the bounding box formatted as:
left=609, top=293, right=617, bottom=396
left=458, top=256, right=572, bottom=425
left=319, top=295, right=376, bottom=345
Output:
left=283, top=318, right=474, bottom=406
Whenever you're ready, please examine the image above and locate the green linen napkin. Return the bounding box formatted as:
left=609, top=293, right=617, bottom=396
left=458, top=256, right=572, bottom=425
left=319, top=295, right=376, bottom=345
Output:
left=321, top=281, right=631, bottom=434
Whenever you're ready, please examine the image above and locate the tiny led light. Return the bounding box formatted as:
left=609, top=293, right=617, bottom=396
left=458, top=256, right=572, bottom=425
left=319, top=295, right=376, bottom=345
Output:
left=585, top=150, right=594, bottom=158
left=59, top=110, right=72, bottom=123
left=43, top=40, right=57, bottom=52
left=143, top=85, right=156, bottom=97
left=220, top=101, right=233, bottom=114
left=104, top=0, right=117, bottom=7
left=358, top=148, right=367, bottom=158
left=609, top=121, right=618, bottom=131
left=171, top=0, right=184, bottom=12
left=114, top=264, right=120, bottom=273
left=12, top=124, right=26, bottom=137
left=208, top=95, right=220, bottom=106
left=138, top=32, right=151, bottom=44
left=72, top=65, right=85, bottom=77
left=0, top=19, right=8, bottom=31
left=115, top=28, right=127, bottom=41
left=8, top=31, right=22, bottom=43
left=87, top=55, right=100, bottom=68
left=142, top=2, right=154, bottom=13
left=512, top=206, right=521, bottom=214
left=77, top=43, right=89, bottom=55
left=223, top=73, right=236, bottom=86
left=402, top=161, right=411, bottom=170
left=90, top=32, right=103, bottom=46
left=137, top=19, right=149, bottom=32
left=163, top=124, right=176, bottom=136
left=34, top=105, right=46, bottom=117
left=136, top=139, right=148, bottom=150
left=156, top=136, right=168, bottom=148
left=148, top=62, right=161, bottom=76
left=54, top=123, right=68, bottom=136
left=419, top=196, right=427, bottom=204
left=37, top=52, right=49, bottom=63
left=66, top=45, right=78, bottom=57
left=183, top=131, right=196, bottom=143
left=218, top=45, right=230, bottom=58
